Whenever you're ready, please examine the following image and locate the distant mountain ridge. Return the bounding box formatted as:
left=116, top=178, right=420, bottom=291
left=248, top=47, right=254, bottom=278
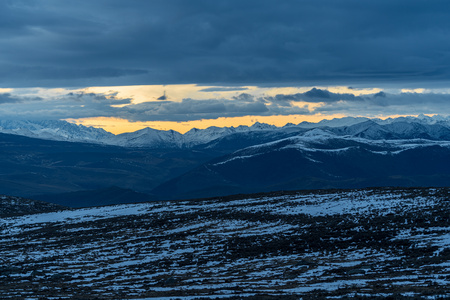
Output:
left=152, top=131, right=450, bottom=199
left=2, top=115, right=450, bottom=205
left=2, top=115, right=450, bottom=149
left=0, top=120, right=114, bottom=143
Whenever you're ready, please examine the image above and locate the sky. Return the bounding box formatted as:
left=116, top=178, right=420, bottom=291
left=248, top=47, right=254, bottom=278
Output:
left=2, top=0, right=450, bottom=133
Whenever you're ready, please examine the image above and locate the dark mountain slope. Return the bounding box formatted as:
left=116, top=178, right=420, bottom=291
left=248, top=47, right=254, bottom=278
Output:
left=194, top=128, right=308, bottom=153
left=0, top=132, right=216, bottom=197
left=4, top=116, right=450, bottom=204
left=152, top=136, right=450, bottom=199
left=32, top=186, right=155, bottom=208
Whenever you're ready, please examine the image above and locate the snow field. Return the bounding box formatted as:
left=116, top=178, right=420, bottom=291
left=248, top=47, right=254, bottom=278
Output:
left=1, top=187, right=450, bottom=299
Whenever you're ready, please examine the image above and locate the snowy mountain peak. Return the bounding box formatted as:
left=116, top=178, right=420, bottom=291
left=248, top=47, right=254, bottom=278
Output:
left=186, top=127, right=200, bottom=134
left=317, top=116, right=372, bottom=127
left=109, top=126, right=183, bottom=148
left=302, top=128, right=337, bottom=139
left=0, top=119, right=113, bottom=143
left=2, top=115, right=450, bottom=149
left=250, top=122, right=277, bottom=130
left=380, top=114, right=450, bottom=126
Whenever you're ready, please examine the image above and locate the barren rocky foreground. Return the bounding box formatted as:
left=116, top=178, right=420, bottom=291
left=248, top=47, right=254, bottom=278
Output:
left=1, top=187, right=450, bottom=299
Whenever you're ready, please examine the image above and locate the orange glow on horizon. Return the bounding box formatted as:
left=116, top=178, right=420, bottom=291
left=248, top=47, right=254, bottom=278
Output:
left=60, top=85, right=424, bottom=134
left=66, top=115, right=347, bottom=134
left=65, top=113, right=419, bottom=135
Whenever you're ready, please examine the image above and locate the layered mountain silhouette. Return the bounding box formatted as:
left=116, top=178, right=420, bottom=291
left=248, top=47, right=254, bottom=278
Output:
left=2, top=115, right=450, bottom=205
left=4, top=115, right=450, bottom=149
left=152, top=131, right=450, bottom=199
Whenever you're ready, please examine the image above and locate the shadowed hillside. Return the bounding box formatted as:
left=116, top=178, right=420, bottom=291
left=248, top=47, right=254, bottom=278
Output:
left=1, top=187, right=450, bottom=298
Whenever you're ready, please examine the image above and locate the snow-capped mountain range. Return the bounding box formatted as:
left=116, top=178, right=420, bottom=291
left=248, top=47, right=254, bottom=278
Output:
left=0, top=120, right=114, bottom=143
left=3, top=114, right=450, bottom=204
left=152, top=128, right=450, bottom=199
left=2, top=114, right=450, bottom=149
left=149, top=115, right=450, bottom=199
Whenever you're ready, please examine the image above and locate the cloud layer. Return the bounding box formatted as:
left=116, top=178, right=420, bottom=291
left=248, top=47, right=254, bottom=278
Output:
left=1, top=1, right=450, bottom=87
left=2, top=88, right=450, bottom=122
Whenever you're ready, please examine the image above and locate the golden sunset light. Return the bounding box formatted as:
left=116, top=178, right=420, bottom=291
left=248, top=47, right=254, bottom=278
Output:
left=66, top=114, right=350, bottom=134
left=3, top=1, right=450, bottom=298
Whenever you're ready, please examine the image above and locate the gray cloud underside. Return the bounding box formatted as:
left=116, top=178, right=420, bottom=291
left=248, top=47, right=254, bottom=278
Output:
left=2, top=89, right=450, bottom=121
left=199, top=87, right=249, bottom=92
left=0, top=93, right=23, bottom=104
left=2, top=0, right=450, bottom=87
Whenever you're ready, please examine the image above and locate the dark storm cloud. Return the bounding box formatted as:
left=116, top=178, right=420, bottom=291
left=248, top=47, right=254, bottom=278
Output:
left=373, top=92, right=387, bottom=98
left=0, top=92, right=42, bottom=104
left=6, top=88, right=450, bottom=121
left=120, top=98, right=272, bottom=122
left=232, top=93, right=255, bottom=102
left=0, top=93, right=23, bottom=104
left=199, top=87, right=249, bottom=92
left=64, top=92, right=133, bottom=106
left=156, top=95, right=167, bottom=101
left=2, top=0, right=450, bottom=87
left=0, top=91, right=132, bottom=120
left=0, top=65, right=147, bottom=83
left=313, top=91, right=450, bottom=116
left=264, top=88, right=360, bottom=104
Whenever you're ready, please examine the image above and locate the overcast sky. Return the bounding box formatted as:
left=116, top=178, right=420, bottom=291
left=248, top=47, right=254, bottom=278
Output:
left=2, top=0, right=450, bottom=88
left=1, top=0, right=450, bottom=130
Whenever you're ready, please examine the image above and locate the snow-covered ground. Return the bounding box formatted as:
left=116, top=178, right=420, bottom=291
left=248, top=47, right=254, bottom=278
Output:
left=1, top=187, right=450, bottom=299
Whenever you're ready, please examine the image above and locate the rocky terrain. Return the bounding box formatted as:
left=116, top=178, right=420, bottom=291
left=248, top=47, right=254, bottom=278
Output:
left=1, top=187, right=450, bottom=299
left=0, top=194, right=65, bottom=217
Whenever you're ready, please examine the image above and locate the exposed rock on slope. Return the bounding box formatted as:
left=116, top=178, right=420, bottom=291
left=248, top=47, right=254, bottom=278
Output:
left=0, top=195, right=65, bottom=217
left=1, top=187, right=450, bottom=299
